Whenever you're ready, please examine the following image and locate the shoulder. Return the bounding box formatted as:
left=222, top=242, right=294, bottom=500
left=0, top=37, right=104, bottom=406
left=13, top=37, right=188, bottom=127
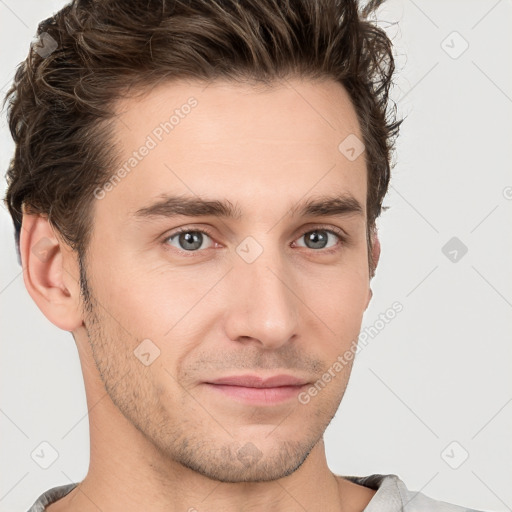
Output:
left=340, top=473, right=488, bottom=512
left=26, top=483, right=78, bottom=512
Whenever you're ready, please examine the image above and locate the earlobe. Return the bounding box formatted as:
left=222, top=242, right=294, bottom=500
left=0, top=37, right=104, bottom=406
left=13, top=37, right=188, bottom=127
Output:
left=20, top=213, right=84, bottom=331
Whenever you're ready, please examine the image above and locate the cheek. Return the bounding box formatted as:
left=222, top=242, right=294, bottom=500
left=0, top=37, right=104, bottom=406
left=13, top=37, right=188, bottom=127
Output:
left=85, top=253, right=168, bottom=339
left=90, top=262, right=224, bottom=368
left=309, top=266, right=369, bottom=337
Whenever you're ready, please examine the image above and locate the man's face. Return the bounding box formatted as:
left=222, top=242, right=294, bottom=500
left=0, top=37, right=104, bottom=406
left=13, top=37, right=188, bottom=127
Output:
left=80, top=78, right=372, bottom=482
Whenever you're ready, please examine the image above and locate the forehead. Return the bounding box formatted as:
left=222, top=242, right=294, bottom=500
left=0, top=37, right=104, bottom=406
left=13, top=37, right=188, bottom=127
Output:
left=100, top=78, right=367, bottom=220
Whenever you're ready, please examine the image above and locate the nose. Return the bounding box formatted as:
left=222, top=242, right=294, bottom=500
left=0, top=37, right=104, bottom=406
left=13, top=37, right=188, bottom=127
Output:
left=222, top=243, right=300, bottom=350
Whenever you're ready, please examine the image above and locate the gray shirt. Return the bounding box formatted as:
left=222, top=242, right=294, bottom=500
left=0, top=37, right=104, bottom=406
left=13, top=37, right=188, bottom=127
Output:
left=27, top=474, right=486, bottom=511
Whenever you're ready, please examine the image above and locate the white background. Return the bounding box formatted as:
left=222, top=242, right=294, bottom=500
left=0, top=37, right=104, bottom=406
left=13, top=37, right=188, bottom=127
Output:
left=1, top=1, right=511, bottom=511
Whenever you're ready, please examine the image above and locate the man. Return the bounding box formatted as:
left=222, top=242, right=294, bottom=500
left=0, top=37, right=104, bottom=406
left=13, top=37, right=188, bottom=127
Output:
left=3, top=0, right=486, bottom=510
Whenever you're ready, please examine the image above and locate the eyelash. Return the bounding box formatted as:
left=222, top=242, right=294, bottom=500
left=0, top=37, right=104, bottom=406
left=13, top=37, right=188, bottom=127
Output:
left=162, top=225, right=347, bottom=256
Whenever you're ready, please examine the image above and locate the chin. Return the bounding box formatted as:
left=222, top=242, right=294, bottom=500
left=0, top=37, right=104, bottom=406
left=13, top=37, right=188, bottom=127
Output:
left=171, top=436, right=318, bottom=483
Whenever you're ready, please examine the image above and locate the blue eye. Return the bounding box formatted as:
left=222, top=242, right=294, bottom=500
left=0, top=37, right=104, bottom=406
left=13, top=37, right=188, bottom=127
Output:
left=163, top=226, right=345, bottom=254
left=165, top=229, right=215, bottom=252
left=295, top=229, right=342, bottom=250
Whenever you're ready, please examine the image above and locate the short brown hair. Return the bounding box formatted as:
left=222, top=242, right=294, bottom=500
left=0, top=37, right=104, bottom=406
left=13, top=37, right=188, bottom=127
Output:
left=3, top=0, right=401, bottom=275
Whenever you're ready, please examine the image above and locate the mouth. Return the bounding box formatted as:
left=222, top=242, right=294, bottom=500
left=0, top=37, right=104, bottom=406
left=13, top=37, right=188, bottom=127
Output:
left=202, top=374, right=310, bottom=405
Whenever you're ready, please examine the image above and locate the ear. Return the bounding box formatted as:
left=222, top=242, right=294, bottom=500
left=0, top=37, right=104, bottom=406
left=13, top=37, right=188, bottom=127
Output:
left=366, top=227, right=381, bottom=308
left=369, top=227, right=381, bottom=277
left=19, top=212, right=84, bottom=331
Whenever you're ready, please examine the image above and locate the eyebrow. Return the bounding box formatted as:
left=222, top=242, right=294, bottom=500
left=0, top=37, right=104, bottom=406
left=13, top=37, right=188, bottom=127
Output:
left=132, top=193, right=364, bottom=221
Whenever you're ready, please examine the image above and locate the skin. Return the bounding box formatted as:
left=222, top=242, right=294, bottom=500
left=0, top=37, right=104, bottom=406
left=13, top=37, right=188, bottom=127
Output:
left=21, top=78, right=380, bottom=511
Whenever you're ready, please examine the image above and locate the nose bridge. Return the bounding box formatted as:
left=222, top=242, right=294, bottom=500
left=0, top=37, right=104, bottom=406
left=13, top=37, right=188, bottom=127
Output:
left=225, top=235, right=300, bottom=348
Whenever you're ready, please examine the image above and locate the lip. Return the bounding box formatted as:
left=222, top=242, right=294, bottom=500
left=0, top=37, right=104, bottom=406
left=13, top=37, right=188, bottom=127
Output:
left=203, top=374, right=310, bottom=405
left=206, top=374, right=308, bottom=388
